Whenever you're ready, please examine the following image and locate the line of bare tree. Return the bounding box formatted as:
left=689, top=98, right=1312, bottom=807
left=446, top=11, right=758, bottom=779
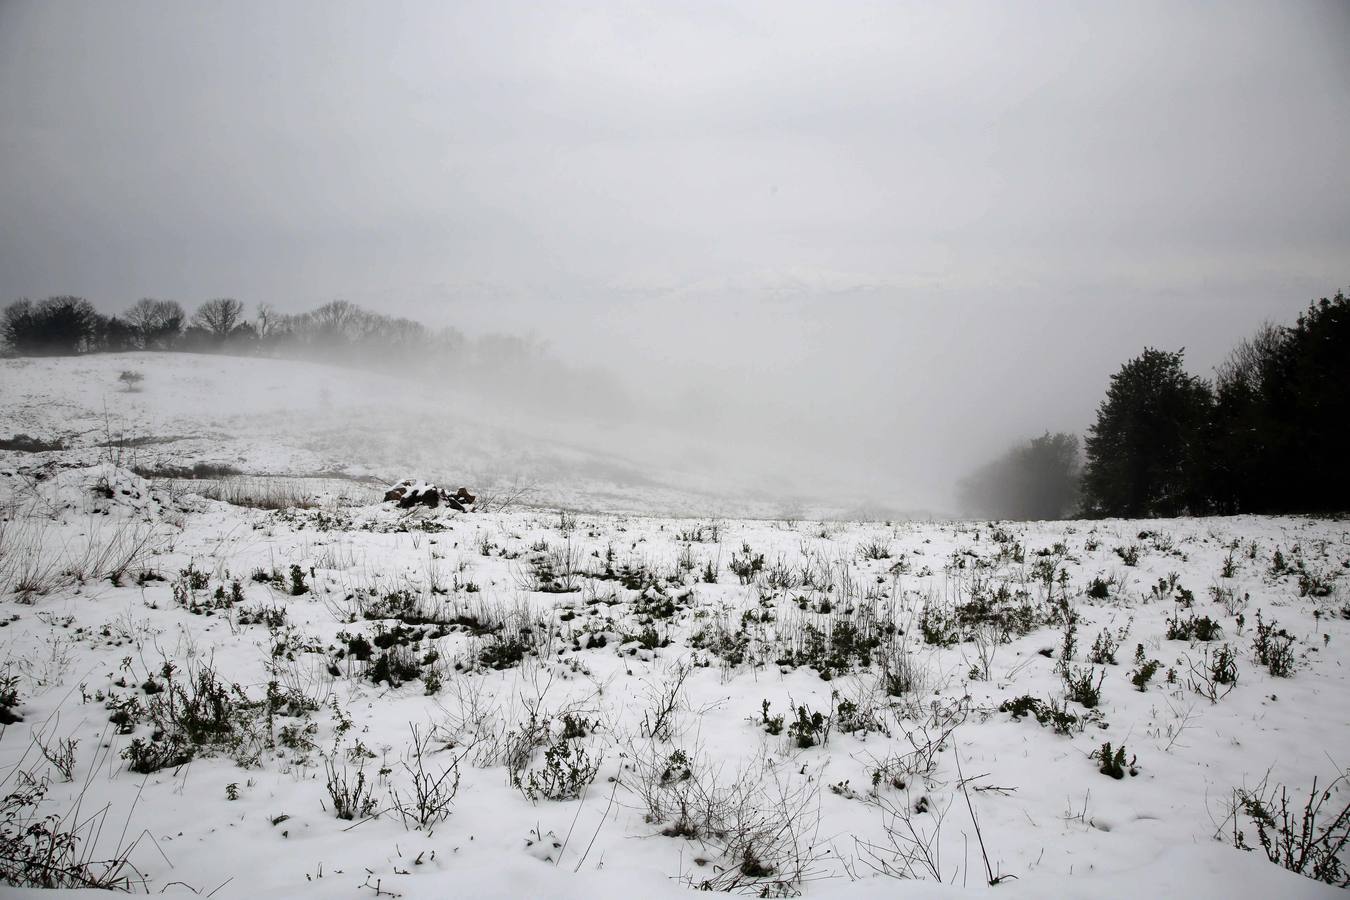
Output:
left=1, top=296, right=629, bottom=419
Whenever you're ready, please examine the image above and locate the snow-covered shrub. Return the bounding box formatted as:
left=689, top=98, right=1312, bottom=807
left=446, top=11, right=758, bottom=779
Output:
left=1166, top=612, right=1222, bottom=642
left=782, top=615, right=883, bottom=679
left=877, top=638, right=927, bottom=697
left=757, top=699, right=784, bottom=736
left=786, top=703, right=831, bottom=749
left=1209, top=644, right=1239, bottom=684
left=516, top=541, right=584, bottom=593
left=519, top=736, right=601, bottom=802
left=121, top=659, right=255, bottom=773
left=387, top=724, right=461, bottom=831
left=638, top=662, right=689, bottom=741
left=1233, top=772, right=1350, bottom=887
left=1297, top=566, right=1337, bottom=598
left=1063, top=666, right=1105, bottom=708
left=626, top=743, right=824, bottom=894
left=0, top=768, right=139, bottom=889
left=123, top=735, right=192, bottom=774
left=675, top=521, right=721, bottom=543
left=324, top=757, right=377, bottom=820
left=0, top=668, right=21, bottom=724
left=689, top=612, right=754, bottom=671
left=857, top=539, right=891, bottom=561
left=34, top=731, right=77, bottom=782
left=997, top=694, right=1092, bottom=736
left=728, top=544, right=765, bottom=584
left=1088, top=627, right=1123, bottom=664
left=1210, top=583, right=1248, bottom=616
left=1253, top=611, right=1296, bottom=677
left=1094, top=741, right=1137, bottom=779
left=1129, top=644, right=1162, bottom=691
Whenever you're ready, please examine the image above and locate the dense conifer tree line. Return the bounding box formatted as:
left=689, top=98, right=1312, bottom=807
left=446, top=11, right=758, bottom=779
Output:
left=959, top=289, right=1347, bottom=519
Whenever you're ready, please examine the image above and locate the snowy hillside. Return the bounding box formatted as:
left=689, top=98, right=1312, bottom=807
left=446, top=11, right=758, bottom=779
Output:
left=0, top=353, right=877, bottom=519
left=0, top=445, right=1346, bottom=896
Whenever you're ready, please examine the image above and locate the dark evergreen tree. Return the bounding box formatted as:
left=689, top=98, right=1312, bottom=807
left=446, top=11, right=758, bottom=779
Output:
left=0, top=296, right=102, bottom=355
left=98, top=315, right=139, bottom=352
left=1081, top=348, right=1213, bottom=518
left=1277, top=292, right=1349, bottom=512
left=1209, top=291, right=1349, bottom=513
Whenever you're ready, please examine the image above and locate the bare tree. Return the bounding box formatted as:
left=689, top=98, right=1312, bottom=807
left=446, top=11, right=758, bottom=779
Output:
left=192, top=297, right=245, bottom=337
left=306, top=299, right=365, bottom=341
left=254, top=302, right=278, bottom=339
left=1214, top=321, right=1284, bottom=391
left=125, top=298, right=185, bottom=349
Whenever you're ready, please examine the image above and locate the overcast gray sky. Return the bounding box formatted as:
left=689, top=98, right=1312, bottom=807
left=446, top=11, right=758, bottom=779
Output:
left=2, top=1, right=1347, bottom=509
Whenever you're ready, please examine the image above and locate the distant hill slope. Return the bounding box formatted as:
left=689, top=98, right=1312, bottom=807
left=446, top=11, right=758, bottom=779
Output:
left=0, top=352, right=907, bottom=518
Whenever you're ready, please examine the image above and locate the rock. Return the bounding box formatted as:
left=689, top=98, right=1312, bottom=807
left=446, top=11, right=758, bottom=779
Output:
left=444, top=487, right=475, bottom=512
left=384, top=479, right=440, bottom=509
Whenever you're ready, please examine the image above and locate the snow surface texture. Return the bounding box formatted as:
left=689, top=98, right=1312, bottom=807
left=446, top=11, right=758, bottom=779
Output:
left=0, top=460, right=1347, bottom=898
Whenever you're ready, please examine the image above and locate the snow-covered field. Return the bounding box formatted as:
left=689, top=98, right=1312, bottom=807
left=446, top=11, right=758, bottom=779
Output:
left=0, top=353, right=893, bottom=520
left=2, top=358, right=1348, bottom=898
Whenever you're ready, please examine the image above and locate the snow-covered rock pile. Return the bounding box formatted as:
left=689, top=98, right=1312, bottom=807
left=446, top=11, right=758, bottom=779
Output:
left=383, top=479, right=476, bottom=511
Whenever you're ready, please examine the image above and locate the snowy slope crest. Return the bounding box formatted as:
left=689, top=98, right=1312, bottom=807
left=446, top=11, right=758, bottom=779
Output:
left=0, top=463, right=166, bottom=522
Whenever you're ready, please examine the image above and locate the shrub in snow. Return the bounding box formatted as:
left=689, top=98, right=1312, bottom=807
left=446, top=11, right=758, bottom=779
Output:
left=1233, top=772, right=1350, bottom=887
left=998, top=694, right=1093, bottom=736
left=1088, top=627, right=1121, bottom=664
left=0, top=767, right=139, bottom=889
left=1130, top=644, right=1162, bottom=691
left=1064, top=666, right=1105, bottom=708
left=1094, top=742, right=1137, bottom=779
left=518, top=736, right=601, bottom=803
left=1253, top=611, right=1296, bottom=677
left=1166, top=612, right=1222, bottom=642
left=0, top=669, right=21, bottom=724
left=787, top=704, right=830, bottom=749
left=324, top=757, right=377, bottom=820
left=387, top=724, right=461, bottom=831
